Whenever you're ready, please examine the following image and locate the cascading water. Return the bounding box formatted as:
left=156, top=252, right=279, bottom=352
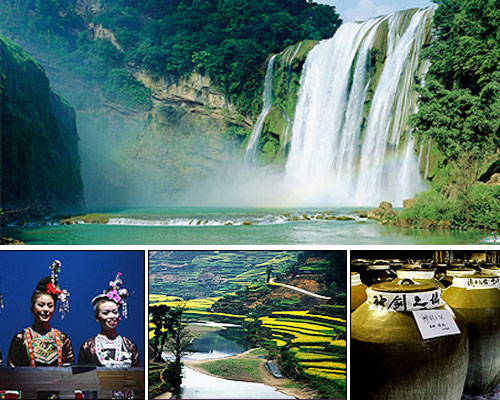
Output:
left=245, top=55, right=276, bottom=161
left=283, top=7, right=435, bottom=207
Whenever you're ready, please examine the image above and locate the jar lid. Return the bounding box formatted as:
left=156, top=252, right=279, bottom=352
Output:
left=480, top=267, right=500, bottom=277
left=451, top=262, right=465, bottom=267
left=452, top=274, right=500, bottom=289
left=368, top=264, right=390, bottom=270
left=351, top=272, right=362, bottom=286
left=397, top=268, right=435, bottom=280
left=368, top=279, right=442, bottom=311
left=372, top=279, right=438, bottom=293
left=446, top=268, right=475, bottom=277
left=481, top=263, right=497, bottom=267
left=351, top=259, right=369, bottom=264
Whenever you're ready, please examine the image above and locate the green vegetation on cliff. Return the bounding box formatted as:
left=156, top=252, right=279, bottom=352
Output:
left=403, top=0, right=500, bottom=230
left=256, top=40, right=318, bottom=165
left=0, top=34, right=84, bottom=218
left=0, top=0, right=341, bottom=115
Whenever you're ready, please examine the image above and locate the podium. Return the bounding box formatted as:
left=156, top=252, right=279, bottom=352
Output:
left=0, top=366, right=144, bottom=399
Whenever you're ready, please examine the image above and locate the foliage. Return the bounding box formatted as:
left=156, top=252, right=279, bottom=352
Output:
left=398, top=183, right=500, bottom=229
left=0, top=34, right=84, bottom=215
left=196, top=358, right=263, bottom=382
left=102, top=68, right=152, bottom=108
left=409, top=0, right=500, bottom=225
left=0, top=0, right=341, bottom=115
left=413, top=0, right=500, bottom=156
left=468, top=184, right=500, bottom=228
left=398, top=188, right=456, bottom=226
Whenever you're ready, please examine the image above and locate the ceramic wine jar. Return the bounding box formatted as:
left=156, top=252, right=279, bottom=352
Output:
left=351, top=272, right=368, bottom=312
left=441, top=267, right=475, bottom=288
left=395, top=268, right=445, bottom=289
left=442, top=274, right=500, bottom=395
left=351, top=259, right=370, bottom=274
left=360, top=263, right=396, bottom=286
left=480, top=265, right=500, bottom=276
left=351, top=280, right=469, bottom=400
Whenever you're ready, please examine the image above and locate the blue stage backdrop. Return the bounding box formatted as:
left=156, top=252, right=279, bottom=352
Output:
left=0, top=250, right=145, bottom=366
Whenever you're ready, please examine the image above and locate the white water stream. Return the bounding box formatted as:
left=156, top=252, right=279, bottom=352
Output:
left=245, top=55, right=277, bottom=161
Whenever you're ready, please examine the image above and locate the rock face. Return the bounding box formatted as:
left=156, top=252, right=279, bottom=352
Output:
left=133, top=70, right=252, bottom=127
left=89, top=23, right=123, bottom=52
left=487, top=173, right=500, bottom=185
left=0, top=35, right=84, bottom=217
left=403, top=198, right=418, bottom=209
left=367, top=201, right=396, bottom=222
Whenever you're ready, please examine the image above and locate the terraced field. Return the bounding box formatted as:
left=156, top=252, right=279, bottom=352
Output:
left=148, top=295, right=247, bottom=339
left=149, top=251, right=297, bottom=298
left=258, top=310, right=346, bottom=392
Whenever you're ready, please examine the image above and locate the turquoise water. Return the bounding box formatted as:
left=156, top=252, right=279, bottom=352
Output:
left=5, top=207, right=489, bottom=245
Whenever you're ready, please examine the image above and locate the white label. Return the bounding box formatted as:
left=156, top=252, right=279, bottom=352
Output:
left=367, top=288, right=442, bottom=311
left=453, top=276, right=500, bottom=289
left=412, top=310, right=461, bottom=340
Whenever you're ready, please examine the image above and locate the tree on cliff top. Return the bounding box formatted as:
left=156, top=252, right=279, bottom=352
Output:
left=0, top=0, right=341, bottom=114
left=411, top=0, right=500, bottom=223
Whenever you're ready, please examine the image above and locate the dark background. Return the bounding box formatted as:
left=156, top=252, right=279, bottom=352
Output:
left=0, top=250, right=145, bottom=366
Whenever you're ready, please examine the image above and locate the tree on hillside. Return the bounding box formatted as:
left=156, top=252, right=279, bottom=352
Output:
left=266, top=265, right=273, bottom=282
left=150, top=303, right=192, bottom=391
left=150, top=304, right=173, bottom=361
left=164, top=305, right=193, bottom=391
left=411, top=0, right=500, bottom=223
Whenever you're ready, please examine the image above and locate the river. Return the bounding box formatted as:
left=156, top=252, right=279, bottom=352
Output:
left=180, top=367, right=294, bottom=399
left=176, top=323, right=294, bottom=399
left=4, top=206, right=489, bottom=244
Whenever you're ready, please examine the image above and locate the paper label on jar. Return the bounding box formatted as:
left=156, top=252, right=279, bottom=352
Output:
left=452, top=276, right=500, bottom=289
left=412, top=310, right=461, bottom=339
left=367, top=288, right=443, bottom=311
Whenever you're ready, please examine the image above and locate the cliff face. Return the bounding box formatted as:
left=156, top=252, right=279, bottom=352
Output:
left=133, top=69, right=252, bottom=128
left=0, top=35, right=84, bottom=216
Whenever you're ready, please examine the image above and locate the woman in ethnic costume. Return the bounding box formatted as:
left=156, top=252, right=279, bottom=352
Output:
left=78, top=272, right=140, bottom=368
left=78, top=273, right=140, bottom=399
left=7, top=260, right=73, bottom=367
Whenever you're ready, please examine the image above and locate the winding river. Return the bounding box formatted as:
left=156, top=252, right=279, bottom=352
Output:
left=178, top=323, right=294, bottom=399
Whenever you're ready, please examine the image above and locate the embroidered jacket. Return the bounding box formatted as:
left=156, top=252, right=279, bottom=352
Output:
left=7, top=327, right=74, bottom=367
left=78, top=335, right=140, bottom=368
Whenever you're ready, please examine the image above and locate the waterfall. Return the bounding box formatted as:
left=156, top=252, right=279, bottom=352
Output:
left=284, top=7, right=435, bottom=207
left=245, top=55, right=276, bottom=161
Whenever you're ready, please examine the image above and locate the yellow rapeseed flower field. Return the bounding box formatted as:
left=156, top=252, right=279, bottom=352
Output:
left=272, top=338, right=287, bottom=347
left=259, top=316, right=337, bottom=333
left=294, top=352, right=339, bottom=361
left=271, top=310, right=345, bottom=324
left=299, top=361, right=346, bottom=369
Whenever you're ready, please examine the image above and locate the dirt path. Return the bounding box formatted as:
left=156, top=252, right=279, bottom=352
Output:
left=269, top=278, right=331, bottom=299
left=183, top=349, right=316, bottom=399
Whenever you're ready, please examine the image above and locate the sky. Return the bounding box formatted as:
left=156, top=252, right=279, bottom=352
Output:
left=0, top=251, right=145, bottom=366
left=319, top=0, right=434, bottom=22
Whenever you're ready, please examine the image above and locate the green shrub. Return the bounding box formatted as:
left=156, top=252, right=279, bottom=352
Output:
left=101, top=68, right=152, bottom=109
